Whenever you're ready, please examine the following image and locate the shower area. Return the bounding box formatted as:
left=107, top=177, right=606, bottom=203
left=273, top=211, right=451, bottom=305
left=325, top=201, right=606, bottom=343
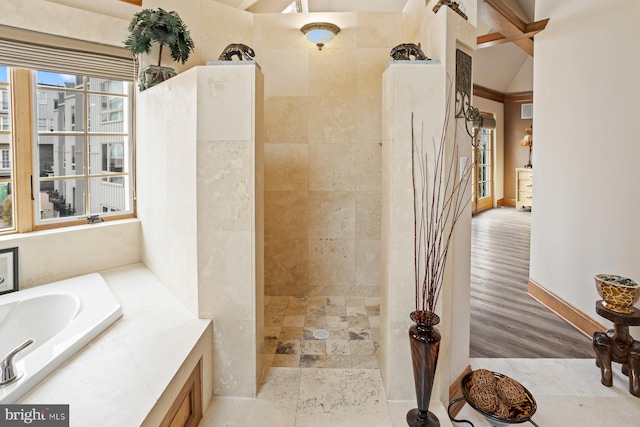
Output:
left=258, top=14, right=391, bottom=371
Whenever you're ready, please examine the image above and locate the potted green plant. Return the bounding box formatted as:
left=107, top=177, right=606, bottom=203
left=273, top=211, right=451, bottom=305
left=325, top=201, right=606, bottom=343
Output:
left=124, top=8, right=195, bottom=91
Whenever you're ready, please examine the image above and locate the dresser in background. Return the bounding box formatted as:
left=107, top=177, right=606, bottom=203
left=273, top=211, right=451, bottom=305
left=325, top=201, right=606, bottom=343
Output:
left=515, top=167, right=533, bottom=210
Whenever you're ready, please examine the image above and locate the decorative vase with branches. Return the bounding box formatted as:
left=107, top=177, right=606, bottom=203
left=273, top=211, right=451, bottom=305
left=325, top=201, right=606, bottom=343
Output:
left=406, top=89, right=473, bottom=427
left=124, top=8, right=195, bottom=91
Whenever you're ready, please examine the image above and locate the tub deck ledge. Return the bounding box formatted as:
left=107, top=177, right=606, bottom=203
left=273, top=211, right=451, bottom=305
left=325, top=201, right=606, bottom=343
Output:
left=17, top=263, right=213, bottom=427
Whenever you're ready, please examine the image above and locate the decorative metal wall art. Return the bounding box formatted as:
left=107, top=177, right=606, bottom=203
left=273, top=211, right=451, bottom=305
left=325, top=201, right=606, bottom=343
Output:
left=218, top=43, right=255, bottom=61
left=455, top=49, right=482, bottom=142
left=390, top=43, right=429, bottom=61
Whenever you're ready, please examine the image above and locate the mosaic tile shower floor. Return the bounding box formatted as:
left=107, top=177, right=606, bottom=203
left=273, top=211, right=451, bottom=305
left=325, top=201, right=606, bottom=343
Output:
left=263, top=295, right=380, bottom=369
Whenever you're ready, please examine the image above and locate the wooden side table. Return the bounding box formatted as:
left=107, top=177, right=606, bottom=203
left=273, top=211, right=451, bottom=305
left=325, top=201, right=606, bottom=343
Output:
left=592, top=300, right=640, bottom=397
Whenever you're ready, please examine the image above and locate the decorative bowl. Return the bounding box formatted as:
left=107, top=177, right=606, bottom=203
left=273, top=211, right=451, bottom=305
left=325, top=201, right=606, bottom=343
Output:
left=594, top=274, right=639, bottom=314
left=460, top=371, right=536, bottom=425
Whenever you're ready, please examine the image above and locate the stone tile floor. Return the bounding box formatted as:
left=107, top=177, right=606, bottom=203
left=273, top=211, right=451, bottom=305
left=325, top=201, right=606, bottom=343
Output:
left=263, top=295, right=380, bottom=369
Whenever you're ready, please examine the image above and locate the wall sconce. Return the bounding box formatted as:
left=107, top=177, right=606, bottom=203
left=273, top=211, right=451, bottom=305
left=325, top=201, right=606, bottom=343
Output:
left=300, top=22, right=341, bottom=50
left=454, top=48, right=483, bottom=146
left=520, top=127, right=533, bottom=168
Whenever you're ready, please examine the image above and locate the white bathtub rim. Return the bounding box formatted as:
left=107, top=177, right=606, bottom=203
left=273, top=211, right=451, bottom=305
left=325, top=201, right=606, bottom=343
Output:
left=0, top=273, right=123, bottom=404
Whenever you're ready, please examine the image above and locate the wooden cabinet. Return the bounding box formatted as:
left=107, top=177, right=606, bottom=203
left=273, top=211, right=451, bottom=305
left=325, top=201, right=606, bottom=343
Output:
left=515, top=168, right=533, bottom=210
left=160, top=360, right=202, bottom=427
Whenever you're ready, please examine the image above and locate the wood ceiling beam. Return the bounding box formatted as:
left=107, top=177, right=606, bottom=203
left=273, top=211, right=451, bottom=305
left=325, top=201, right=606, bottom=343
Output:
left=477, top=0, right=548, bottom=56
left=477, top=19, right=549, bottom=49
left=119, top=0, right=142, bottom=6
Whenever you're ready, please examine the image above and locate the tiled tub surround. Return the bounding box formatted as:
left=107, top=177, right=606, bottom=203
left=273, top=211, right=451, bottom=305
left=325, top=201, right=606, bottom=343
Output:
left=16, top=264, right=212, bottom=427
left=264, top=295, right=380, bottom=369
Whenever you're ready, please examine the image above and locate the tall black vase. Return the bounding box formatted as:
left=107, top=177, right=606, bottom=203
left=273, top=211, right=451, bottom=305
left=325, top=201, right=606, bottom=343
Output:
left=406, top=311, right=441, bottom=427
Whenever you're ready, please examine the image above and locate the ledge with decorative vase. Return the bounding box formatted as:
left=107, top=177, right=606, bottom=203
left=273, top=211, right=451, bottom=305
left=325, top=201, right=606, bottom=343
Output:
left=407, top=83, right=473, bottom=426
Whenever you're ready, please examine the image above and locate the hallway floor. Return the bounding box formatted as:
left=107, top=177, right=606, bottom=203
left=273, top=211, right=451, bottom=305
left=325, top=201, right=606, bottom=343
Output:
left=200, top=357, right=640, bottom=426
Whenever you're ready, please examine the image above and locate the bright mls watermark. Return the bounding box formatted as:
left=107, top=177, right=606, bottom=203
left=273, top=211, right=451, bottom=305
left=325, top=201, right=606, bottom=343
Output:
left=0, top=405, right=69, bottom=426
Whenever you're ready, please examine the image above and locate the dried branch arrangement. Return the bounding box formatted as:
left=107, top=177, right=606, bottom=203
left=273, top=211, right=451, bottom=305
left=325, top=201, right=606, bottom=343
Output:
left=411, top=92, right=473, bottom=321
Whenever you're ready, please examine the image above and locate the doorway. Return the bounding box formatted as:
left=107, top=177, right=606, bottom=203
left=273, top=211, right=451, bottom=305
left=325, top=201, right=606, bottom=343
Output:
left=472, top=127, right=494, bottom=214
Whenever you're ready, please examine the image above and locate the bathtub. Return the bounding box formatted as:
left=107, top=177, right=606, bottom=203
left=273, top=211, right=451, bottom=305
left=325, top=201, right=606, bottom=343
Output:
left=0, top=273, right=122, bottom=403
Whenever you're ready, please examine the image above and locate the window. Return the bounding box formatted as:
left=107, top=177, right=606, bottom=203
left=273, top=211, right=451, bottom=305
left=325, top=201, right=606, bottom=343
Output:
left=101, top=141, right=124, bottom=185
left=0, top=66, right=13, bottom=230
left=0, top=66, right=134, bottom=233
left=34, top=72, right=133, bottom=223
left=1, top=149, right=9, bottom=169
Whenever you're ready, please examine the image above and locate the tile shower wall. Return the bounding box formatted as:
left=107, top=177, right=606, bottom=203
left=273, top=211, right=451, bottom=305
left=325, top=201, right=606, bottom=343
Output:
left=257, top=13, right=402, bottom=297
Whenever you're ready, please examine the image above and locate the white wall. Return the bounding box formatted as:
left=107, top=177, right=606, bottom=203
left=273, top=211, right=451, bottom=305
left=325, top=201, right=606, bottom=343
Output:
left=532, top=0, right=640, bottom=333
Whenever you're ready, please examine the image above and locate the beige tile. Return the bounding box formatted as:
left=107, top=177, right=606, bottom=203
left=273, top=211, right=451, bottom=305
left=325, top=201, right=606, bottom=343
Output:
left=260, top=48, right=309, bottom=97
left=309, top=50, right=358, bottom=97
left=264, top=238, right=308, bottom=288
left=304, top=315, right=327, bottom=328
left=327, top=296, right=346, bottom=306
left=263, top=353, right=275, bottom=368
left=264, top=327, right=280, bottom=340
left=326, top=340, right=351, bottom=356
left=295, top=369, right=392, bottom=426
left=346, top=305, right=367, bottom=316
left=272, top=354, right=301, bottom=368
left=345, top=297, right=365, bottom=306
left=351, top=355, right=379, bottom=369
left=265, top=143, right=308, bottom=191
left=280, top=326, right=303, bottom=340
left=289, top=296, right=307, bottom=307
left=325, top=355, right=352, bottom=368
left=264, top=340, right=278, bottom=354
left=283, top=315, right=305, bottom=327
left=326, top=305, right=347, bottom=316
left=308, top=192, right=356, bottom=238
left=279, top=285, right=308, bottom=296
left=308, top=96, right=358, bottom=144
left=356, top=239, right=380, bottom=288
left=356, top=286, right=380, bottom=297
left=350, top=340, right=376, bottom=355
left=355, top=143, right=382, bottom=191
left=347, top=313, right=370, bottom=328
left=301, top=340, right=326, bottom=355
left=356, top=191, right=381, bottom=239
left=356, top=13, right=403, bottom=48
left=276, top=340, right=301, bottom=355
left=265, top=313, right=284, bottom=327
left=323, top=286, right=358, bottom=296
left=308, top=238, right=355, bottom=288
left=286, top=304, right=307, bottom=316
left=349, top=328, right=373, bottom=341
left=269, top=296, right=290, bottom=307
left=326, top=327, right=350, bottom=340
left=264, top=96, right=308, bottom=144
left=306, top=305, right=326, bottom=316
left=299, top=354, right=326, bottom=368
left=356, top=49, right=390, bottom=98
left=265, top=192, right=308, bottom=238
left=307, top=296, right=328, bottom=306
left=326, top=315, right=348, bottom=328
left=309, top=144, right=357, bottom=191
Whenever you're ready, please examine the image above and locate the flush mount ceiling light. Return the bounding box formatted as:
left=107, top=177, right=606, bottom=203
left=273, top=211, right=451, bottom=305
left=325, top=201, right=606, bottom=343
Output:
left=300, top=22, right=341, bottom=50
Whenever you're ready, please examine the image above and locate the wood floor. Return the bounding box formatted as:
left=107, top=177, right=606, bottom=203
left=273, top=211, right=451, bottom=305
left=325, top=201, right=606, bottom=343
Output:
left=470, top=207, right=594, bottom=358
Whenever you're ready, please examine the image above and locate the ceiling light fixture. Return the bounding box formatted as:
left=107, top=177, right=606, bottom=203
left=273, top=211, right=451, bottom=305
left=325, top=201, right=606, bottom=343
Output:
left=300, top=22, right=341, bottom=50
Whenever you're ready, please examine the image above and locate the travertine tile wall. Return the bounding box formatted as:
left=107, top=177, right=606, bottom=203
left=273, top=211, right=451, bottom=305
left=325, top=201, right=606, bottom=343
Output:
left=255, top=12, right=402, bottom=298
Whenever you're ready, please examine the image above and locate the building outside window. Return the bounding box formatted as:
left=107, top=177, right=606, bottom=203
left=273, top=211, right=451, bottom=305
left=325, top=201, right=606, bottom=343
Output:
left=0, top=67, right=12, bottom=230
left=34, top=71, right=133, bottom=223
